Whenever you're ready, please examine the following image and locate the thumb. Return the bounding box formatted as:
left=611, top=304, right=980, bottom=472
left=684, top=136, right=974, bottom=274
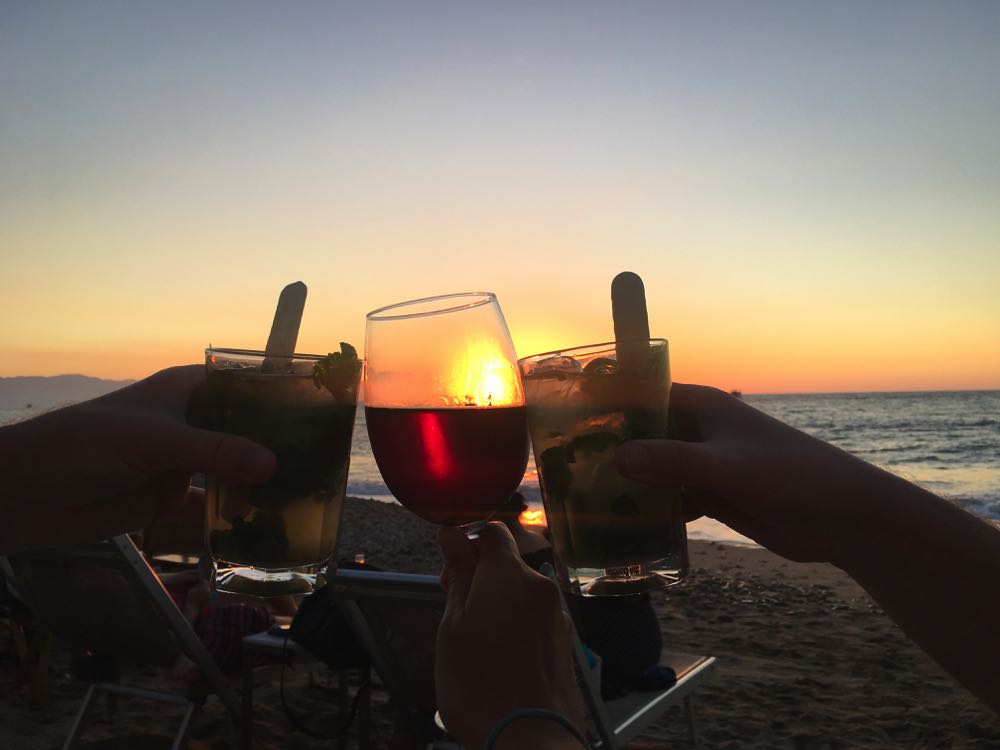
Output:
left=437, top=526, right=477, bottom=610
left=475, top=521, right=526, bottom=571
left=615, top=438, right=716, bottom=488
left=139, top=421, right=277, bottom=483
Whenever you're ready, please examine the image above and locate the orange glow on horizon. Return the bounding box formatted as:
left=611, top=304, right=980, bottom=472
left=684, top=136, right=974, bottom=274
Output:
left=5, top=322, right=998, bottom=395
left=519, top=508, right=547, bottom=527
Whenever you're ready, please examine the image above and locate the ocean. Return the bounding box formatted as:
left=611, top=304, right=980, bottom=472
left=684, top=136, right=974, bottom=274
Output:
left=4, top=390, right=998, bottom=545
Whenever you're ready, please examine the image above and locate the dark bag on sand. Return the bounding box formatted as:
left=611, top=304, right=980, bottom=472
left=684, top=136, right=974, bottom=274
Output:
left=288, top=560, right=376, bottom=671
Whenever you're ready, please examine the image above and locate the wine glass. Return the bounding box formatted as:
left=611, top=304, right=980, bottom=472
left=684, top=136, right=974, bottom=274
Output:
left=364, top=292, right=529, bottom=535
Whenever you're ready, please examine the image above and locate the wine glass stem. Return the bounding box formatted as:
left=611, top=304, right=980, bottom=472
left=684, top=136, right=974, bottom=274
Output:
left=457, top=520, right=486, bottom=539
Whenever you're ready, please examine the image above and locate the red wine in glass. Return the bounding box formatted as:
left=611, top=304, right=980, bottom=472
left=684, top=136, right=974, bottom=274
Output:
left=365, top=406, right=528, bottom=526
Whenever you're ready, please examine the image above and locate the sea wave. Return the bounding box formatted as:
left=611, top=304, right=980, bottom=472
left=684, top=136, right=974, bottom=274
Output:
left=956, top=494, right=1000, bottom=521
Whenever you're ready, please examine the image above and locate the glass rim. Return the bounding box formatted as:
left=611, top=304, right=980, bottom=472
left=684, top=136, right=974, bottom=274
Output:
left=518, top=338, right=668, bottom=365
left=366, top=292, right=497, bottom=322
left=205, top=347, right=329, bottom=361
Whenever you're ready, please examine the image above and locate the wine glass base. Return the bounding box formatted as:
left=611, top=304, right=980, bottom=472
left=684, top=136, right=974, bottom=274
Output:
left=457, top=520, right=487, bottom=539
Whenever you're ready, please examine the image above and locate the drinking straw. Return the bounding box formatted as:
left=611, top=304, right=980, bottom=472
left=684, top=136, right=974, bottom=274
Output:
left=263, top=281, right=307, bottom=372
left=611, top=271, right=666, bottom=438
left=611, top=271, right=650, bottom=346
left=612, top=270, right=650, bottom=380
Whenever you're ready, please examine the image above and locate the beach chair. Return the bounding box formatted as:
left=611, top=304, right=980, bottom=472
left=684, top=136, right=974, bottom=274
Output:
left=569, top=610, right=716, bottom=749
left=8, top=534, right=242, bottom=750
left=240, top=621, right=373, bottom=750
left=327, top=567, right=716, bottom=749
left=329, top=568, right=445, bottom=745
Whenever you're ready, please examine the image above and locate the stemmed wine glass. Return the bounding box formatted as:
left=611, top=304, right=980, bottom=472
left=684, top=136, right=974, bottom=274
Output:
left=364, top=292, right=529, bottom=535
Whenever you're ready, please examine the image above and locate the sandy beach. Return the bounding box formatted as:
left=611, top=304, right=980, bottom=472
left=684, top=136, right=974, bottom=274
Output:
left=3, top=496, right=999, bottom=749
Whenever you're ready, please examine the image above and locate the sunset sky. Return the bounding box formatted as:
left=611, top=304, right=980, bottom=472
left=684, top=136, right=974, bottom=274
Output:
left=2, top=2, right=998, bottom=393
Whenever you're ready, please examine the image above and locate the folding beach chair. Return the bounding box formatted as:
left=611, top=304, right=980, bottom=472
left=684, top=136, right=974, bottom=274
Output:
left=328, top=568, right=445, bottom=745
left=9, top=534, right=242, bottom=750
left=569, top=614, right=716, bottom=749
left=327, top=567, right=717, bottom=749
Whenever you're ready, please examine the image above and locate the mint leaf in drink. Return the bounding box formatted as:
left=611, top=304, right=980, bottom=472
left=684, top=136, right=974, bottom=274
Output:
left=313, top=342, right=361, bottom=403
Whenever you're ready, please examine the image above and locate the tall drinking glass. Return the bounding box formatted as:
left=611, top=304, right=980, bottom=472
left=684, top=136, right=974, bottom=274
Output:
left=364, top=293, right=529, bottom=535
left=519, top=339, right=688, bottom=596
left=203, top=346, right=361, bottom=596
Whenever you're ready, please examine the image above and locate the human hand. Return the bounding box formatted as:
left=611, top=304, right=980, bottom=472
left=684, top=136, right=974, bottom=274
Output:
left=615, top=383, right=906, bottom=565
left=0, top=365, right=275, bottom=552
left=435, top=523, right=586, bottom=750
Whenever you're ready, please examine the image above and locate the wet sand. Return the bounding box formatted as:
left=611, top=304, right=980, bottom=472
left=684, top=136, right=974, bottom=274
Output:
left=2, top=496, right=998, bottom=749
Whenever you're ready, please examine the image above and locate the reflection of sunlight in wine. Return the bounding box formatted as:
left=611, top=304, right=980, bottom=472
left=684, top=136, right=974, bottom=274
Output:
left=418, top=411, right=452, bottom=479
left=445, top=338, right=523, bottom=407
left=519, top=508, right=547, bottom=527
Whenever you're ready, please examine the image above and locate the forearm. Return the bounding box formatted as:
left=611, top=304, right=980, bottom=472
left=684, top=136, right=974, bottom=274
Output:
left=834, top=474, right=1000, bottom=712
left=0, top=419, right=52, bottom=551
left=0, top=418, right=46, bottom=511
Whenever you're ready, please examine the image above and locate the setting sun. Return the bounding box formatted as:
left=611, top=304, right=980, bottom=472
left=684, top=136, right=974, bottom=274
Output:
left=444, top=338, right=523, bottom=407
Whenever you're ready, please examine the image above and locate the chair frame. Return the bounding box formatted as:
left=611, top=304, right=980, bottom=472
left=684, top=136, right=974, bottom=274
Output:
left=328, top=567, right=716, bottom=749
left=330, top=568, right=446, bottom=744
left=239, top=626, right=373, bottom=750
left=568, top=612, right=715, bottom=748
left=11, top=535, right=243, bottom=750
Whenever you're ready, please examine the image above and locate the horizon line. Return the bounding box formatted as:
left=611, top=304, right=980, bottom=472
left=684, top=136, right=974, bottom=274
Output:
left=1, top=372, right=998, bottom=399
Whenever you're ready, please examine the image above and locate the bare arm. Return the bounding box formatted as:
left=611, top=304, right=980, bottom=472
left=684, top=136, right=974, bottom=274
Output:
left=0, top=365, right=275, bottom=553
left=832, top=475, right=1000, bottom=711
left=615, top=383, right=1000, bottom=712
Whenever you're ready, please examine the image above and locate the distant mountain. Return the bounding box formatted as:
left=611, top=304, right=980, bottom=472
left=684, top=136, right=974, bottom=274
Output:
left=0, top=375, right=135, bottom=411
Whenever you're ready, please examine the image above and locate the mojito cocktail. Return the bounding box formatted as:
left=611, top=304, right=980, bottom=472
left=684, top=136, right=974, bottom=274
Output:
left=520, top=339, right=687, bottom=596
left=204, top=345, right=361, bottom=595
